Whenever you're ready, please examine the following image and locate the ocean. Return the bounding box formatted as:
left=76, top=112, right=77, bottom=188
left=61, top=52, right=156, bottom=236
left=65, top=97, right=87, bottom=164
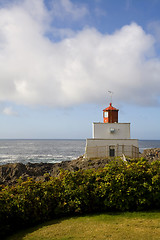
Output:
left=0, top=139, right=159, bottom=165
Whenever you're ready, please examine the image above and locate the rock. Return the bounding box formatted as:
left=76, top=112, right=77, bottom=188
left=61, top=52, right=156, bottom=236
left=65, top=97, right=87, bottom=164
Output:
left=140, top=148, right=160, bottom=161
left=0, top=156, right=111, bottom=185
left=0, top=149, right=159, bottom=185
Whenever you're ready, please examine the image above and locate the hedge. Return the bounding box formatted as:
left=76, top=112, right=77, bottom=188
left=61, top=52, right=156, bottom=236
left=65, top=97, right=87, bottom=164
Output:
left=1, top=158, right=160, bottom=238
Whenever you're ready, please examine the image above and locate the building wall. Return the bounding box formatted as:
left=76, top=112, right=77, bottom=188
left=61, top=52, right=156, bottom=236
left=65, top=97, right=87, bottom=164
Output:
left=92, top=123, right=130, bottom=139
left=85, top=138, right=139, bottom=159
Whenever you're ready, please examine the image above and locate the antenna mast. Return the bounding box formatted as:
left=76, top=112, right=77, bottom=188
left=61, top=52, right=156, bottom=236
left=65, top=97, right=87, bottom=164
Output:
left=108, top=91, right=113, bottom=104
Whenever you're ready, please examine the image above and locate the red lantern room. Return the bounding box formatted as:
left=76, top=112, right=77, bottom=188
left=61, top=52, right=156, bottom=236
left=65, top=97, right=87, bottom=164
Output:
left=103, top=103, right=119, bottom=123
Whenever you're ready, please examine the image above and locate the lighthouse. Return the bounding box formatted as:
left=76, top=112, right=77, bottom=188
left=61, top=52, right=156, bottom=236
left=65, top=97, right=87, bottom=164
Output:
left=103, top=102, right=119, bottom=123
left=84, top=102, right=139, bottom=159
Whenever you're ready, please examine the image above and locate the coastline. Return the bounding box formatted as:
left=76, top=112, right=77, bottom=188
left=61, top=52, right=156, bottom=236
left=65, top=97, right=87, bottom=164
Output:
left=0, top=156, right=110, bottom=185
left=0, top=148, right=160, bottom=186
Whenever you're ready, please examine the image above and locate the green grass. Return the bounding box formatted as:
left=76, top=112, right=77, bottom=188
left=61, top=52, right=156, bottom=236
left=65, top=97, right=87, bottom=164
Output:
left=7, top=212, right=160, bottom=240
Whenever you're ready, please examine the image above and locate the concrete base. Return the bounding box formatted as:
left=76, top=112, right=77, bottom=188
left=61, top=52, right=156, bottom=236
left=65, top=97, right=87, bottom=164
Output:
left=84, top=138, right=139, bottom=159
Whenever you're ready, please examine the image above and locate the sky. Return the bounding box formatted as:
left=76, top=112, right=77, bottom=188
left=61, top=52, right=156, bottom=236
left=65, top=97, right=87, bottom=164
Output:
left=0, top=0, right=160, bottom=139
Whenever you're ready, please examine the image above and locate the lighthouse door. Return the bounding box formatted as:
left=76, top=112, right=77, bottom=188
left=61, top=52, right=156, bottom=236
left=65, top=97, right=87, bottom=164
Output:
left=109, top=146, right=115, bottom=157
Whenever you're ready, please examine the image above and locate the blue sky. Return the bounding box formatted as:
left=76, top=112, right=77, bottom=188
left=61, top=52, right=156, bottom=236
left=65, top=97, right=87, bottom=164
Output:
left=0, top=0, right=160, bottom=139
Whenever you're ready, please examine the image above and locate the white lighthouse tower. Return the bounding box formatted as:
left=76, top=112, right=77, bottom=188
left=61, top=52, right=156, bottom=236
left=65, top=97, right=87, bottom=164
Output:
left=84, top=102, right=139, bottom=159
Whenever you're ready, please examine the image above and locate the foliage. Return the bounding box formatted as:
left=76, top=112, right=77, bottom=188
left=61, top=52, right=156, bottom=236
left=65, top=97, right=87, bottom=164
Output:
left=1, top=158, right=160, bottom=238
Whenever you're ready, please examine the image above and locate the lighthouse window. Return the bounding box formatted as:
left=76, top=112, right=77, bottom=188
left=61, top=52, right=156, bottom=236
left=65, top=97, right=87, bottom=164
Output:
left=104, top=112, right=108, bottom=118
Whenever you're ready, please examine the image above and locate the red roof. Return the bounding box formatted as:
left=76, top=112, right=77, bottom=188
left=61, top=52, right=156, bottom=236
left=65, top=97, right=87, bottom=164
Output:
left=103, top=103, right=119, bottom=111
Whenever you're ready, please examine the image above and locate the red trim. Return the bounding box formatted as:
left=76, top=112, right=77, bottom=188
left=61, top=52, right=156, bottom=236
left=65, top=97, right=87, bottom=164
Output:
left=103, top=103, right=119, bottom=111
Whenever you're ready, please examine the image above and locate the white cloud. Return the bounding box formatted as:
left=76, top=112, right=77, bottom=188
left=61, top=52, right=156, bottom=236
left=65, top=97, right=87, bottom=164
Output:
left=50, top=0, right=89, bottom=20
left=148, top=21, right=160, bottom=43
left=2, top=107, right=18, bottom=116
left=0, top=0, right=160, bottom=108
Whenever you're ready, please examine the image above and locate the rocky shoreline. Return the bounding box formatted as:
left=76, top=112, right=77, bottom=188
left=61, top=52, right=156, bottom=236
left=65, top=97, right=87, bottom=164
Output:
left=0, top=148, right=160, bottom=186
left=0, top=156, right=111, bottom=185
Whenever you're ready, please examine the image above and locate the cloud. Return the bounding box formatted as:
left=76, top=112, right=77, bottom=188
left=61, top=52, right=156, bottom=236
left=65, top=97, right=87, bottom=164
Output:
left=148, top=21, right=160, bottom=43
left=2, top=107, right=18, bottom=116
left=0, top=0, right=160, bottom=108
left=50, top=0, right=89, bottom=21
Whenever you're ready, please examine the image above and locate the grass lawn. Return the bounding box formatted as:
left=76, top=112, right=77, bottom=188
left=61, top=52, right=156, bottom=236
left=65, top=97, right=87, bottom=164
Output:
left=6, top=211, right=160, bottom=240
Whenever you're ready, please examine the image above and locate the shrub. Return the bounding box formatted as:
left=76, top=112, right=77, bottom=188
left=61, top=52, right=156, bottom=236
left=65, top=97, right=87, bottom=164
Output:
left=1, top=158, right=160, bottom=238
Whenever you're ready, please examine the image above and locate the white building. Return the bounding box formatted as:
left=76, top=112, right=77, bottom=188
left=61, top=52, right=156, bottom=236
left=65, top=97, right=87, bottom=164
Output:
left=84, top=102, right=139, bottom=159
